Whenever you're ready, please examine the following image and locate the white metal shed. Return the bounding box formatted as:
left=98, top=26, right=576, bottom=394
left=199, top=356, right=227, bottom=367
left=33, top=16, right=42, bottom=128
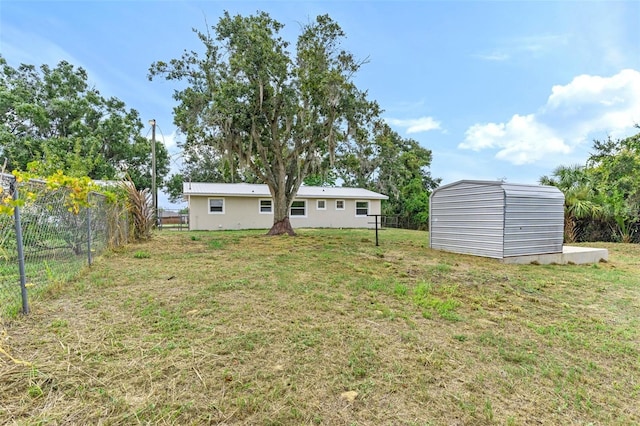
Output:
left=429, top=180, right=564, bottom=259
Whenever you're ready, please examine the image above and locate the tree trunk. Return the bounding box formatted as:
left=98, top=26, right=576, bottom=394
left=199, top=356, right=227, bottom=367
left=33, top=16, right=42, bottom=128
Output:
left=267, top=185, right=296, bottom=236
left=267, top=217, right=296, bottom=236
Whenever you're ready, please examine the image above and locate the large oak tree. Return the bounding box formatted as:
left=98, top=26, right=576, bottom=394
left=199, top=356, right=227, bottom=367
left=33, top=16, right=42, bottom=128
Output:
left=149, top=11, right=377, bottom=235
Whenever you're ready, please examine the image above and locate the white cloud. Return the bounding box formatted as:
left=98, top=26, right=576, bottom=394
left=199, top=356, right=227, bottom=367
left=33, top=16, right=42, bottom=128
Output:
left=460, top=122, right=505, bottom=150
left=158, top=130, right=181, bottom=150
left=1, top=24, right=66, bottom=65
left=547, top=69, right=639, bottom=108
left=461, top=114, right=571, bottom=165
left=459, top=69, right=640, bottom=164
left=474, top=33, right=570, bottom=62
left=566, top=2, right=634, bottom=70
left=0, top=24, right=114, bottom=93
left=545, top=70, right=640, bottom=138
left=472, top=52, right=510, bottom=62
left=386, top=116, right=442, bottom=134
left=514, top=34, right=570, bottom=53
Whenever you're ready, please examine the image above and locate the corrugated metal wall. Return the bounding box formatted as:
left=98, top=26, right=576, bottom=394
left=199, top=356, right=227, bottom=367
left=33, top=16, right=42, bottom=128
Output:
left=502, top=184, right=564, bottom=257
left=429, top=180, right=564, bottom=259
left=429, top=181, right=506, bottom=258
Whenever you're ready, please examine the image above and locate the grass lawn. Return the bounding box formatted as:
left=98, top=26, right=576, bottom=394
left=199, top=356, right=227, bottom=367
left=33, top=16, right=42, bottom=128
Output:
left=1, top=228, right=639, bottom=425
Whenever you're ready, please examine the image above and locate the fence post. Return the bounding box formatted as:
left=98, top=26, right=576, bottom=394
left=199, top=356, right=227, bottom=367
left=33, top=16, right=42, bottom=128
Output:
left=374, top=214, right=379, bottom=247
left=367, top=214, right=381, bottom=247
left=10, top=178, right=29, bottom=315
left=87, top=192, right=92, bottom=266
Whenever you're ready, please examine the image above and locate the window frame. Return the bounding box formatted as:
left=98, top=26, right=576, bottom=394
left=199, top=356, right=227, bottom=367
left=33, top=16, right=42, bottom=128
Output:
left=259, top=198, right=273, bottom=214
left=316, top=199, right=326, bottom=210
left=355, top=200, right=369, bottom=217
left=335, top=199, right=345, bottom=210
left=290, top=199, right=307, bottom=218
left=208, top=197, right=225, bottom=214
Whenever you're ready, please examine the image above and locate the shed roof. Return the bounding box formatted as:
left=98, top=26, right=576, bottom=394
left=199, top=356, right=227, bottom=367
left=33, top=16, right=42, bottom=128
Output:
left=182, top=182, right=388, bottom=200
left=433, top=180, right=563, bottom=199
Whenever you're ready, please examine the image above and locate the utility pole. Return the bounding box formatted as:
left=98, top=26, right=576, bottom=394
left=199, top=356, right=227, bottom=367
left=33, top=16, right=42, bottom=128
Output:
left=149, top=119, right=157, bottom=224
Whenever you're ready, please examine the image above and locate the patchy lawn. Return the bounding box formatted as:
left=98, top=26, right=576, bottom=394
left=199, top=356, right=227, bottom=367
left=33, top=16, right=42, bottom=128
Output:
left=1, top=229, right=639, bottom=425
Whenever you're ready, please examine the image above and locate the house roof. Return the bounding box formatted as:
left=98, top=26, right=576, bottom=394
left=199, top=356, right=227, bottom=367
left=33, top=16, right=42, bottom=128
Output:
left=182, top=182, right=388, bottom=200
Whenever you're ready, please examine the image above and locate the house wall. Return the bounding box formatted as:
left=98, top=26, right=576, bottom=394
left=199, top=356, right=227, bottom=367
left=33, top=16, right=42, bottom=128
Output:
left=188, top=196, right=382, bottom=231
left=429, top=181, right=506, bottom=258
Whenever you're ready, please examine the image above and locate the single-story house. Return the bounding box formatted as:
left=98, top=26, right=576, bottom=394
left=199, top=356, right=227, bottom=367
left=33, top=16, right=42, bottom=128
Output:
left=183, top=182, right=388, bottom=231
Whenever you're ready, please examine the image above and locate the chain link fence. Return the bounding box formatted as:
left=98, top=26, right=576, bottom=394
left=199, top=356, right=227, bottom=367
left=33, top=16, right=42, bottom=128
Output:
left=0, top=174, right=20, bottom=315
left=1, top=173, right=128, bottom=317
left=158, top=209, right=189, bottom=230
left=381, top=215, right=429, bottom=231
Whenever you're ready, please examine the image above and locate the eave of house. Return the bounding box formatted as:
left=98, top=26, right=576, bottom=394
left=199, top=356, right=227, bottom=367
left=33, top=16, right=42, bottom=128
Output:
left=182, top=183, right=388, bottom=200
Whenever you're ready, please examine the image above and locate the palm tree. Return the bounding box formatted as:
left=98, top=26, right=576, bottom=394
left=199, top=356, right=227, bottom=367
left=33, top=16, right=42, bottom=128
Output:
left=540, top=165, right=601, bottom=243
left=600, top=190, right=638, bottom=243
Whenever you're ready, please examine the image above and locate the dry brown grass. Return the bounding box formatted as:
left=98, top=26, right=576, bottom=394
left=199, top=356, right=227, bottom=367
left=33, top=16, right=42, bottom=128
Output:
left=1, top=228, right=639, bottom=425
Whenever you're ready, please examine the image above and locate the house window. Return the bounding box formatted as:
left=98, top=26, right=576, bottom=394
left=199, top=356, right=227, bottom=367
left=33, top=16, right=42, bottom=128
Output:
left=336, top=200, right=345, bottom=210
left=356, top=201, right=369, bottom=216
left=290, top=200, right=306, bottom=217
left=317, top=200, right=326, bottom=210
left=259, top=199, right=272, bottom=214
left=208, top=198, right=224, bottom=214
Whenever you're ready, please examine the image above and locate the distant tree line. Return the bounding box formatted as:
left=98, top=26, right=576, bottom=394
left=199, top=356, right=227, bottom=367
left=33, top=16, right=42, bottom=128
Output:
left=0, top=56, right=169, bottom=191
left=540, top=127, right=640, bottom=243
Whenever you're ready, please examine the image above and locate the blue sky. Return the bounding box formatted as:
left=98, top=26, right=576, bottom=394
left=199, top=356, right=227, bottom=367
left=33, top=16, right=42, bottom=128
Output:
left=2, top=1, right=639, bottom=209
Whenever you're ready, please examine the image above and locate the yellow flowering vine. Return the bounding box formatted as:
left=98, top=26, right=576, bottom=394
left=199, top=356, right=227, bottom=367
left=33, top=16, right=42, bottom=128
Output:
left=45, top=170, right=98, bottom=214
left=1, top=170, right=104, bottom=216
left=0, top=173, right=23, bottom=216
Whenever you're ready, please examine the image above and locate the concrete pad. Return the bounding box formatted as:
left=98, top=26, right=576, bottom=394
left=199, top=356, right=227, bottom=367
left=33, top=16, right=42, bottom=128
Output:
left=501, top=246, right=608, bottom=265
